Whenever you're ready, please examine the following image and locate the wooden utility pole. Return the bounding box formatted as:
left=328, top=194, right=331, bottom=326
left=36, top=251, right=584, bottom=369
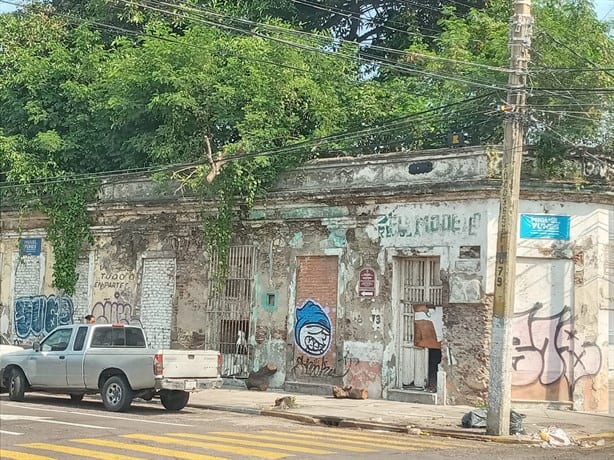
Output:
left=486, top=0, right=533, bottom=436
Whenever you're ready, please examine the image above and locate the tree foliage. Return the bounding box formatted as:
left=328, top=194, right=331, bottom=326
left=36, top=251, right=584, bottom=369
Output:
left=0, top=0, right=612, bottom=286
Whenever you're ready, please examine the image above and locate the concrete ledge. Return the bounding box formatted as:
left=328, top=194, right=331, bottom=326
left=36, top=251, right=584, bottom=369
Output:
left=387, top=389, right=437, bottom=405
left=261, top=410, right=320, bottom=425
left=189, top=404, right=261, bottom=416
left=574, top=431, right=614, bottom=441
left=284, top=381, right=333, bottom=396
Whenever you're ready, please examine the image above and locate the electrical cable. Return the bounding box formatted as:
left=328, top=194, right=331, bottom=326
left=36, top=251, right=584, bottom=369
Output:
left=140, top=0, right=510, bottom=74
left=536, top=28, right=614, bottom=81
left=0, top=97, right=500, bottom=187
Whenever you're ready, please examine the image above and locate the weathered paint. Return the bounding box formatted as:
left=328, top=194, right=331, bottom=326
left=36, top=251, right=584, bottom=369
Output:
left=0, top=148, right=610, bottom=412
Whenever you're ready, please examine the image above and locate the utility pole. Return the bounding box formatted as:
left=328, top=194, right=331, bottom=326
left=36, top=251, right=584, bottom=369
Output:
left=486, top=0, right=533, bottom=436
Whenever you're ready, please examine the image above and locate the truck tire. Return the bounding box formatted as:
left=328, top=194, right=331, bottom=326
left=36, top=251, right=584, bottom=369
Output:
left=160, top=390, right=189, bottom=411
left=8, top=368, right=26, bottom=402
left=102, top=375, right=133, bottom=412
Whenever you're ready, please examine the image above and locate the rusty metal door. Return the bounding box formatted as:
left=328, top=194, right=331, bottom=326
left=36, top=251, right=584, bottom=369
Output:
left=205, top=245, right=256, bottom=378
left=396, top=257, right=442, bottom=389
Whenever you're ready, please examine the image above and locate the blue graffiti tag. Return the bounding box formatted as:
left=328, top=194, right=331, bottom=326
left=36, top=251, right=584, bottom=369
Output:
left=14, top=295, right=74, bottom=339
left=294, top=299, right=332, bottom=357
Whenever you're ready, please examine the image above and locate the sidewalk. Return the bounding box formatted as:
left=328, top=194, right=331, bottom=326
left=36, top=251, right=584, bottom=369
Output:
left=188, top=385, right=614, bottom=445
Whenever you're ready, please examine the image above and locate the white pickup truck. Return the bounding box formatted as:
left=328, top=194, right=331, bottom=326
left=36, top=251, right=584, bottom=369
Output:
left=0, top=323, right=222, bottom=412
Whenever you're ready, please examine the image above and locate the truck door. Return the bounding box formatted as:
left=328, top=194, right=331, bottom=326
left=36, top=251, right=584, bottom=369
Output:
left=28, top=327, right=73, bottom=387
left=66, top=326, right=89, bottom=387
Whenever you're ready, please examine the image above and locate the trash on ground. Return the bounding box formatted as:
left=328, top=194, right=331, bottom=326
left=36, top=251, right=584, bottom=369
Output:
left=461, top=408, right=526, bottom=434
left=246, top=363, right=277, bottom=391
left=332, top=385, right=368, bottom=399
left=539, top=426, right=572, bottom=446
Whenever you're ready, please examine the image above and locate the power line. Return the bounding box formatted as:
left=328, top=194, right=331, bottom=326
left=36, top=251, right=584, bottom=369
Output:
left=122, top=0, right=508, bottom=90
left=144, top=0, right=509, bottom=74
left=536, top=29, right=614, bottom=81
left=0, top=93, right=499, bottom=187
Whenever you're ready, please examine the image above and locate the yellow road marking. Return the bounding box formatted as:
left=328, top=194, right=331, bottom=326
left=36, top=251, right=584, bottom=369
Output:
left=18, top=443, right=141, bottom=460
left=122, top=434, right=289, bottom=459
left=73, top=438, right=228, bottom=460
left=293, top=428, right=481, bottom=448
left=0, top=450, right=55, bottom=460
left=209, top=431, right=378, bottom=453
left=170, top=432, right=332, bottom=455
left=259, top=430, right=420, bottom=451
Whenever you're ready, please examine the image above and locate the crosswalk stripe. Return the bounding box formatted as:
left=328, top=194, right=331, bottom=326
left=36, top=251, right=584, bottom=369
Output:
left=209, top=431, right=378, bottom=453
left=73, top=438, right=228, bottom=460
left=293, top=428, right=481, bottom=448
left=259, top=430, right=420, bottom=451
left=18, top=443, right=141, bottom=460
left=0, top=450, right=55, bottom=460
left=122, top=434, right=289, bottom=459
left=170, top=432, right=332, bottom=455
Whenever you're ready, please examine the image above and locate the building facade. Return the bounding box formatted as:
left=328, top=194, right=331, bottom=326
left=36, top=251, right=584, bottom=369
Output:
left=1, top=146, right=612, bottom=412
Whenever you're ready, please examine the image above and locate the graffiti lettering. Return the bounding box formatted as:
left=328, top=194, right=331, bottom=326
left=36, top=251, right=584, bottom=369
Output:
left=95, top=271, right=135, bottom=291
left=14, top=295, right=74, bottom=339
left=91, top=291, right=141, bottom=326
left=94, top=281, right=130, bottom=290
left=512, top=303, right=601, bottom=392
left=376, top=212, right=481, bottom=239
left=291, top=352, right=359, bottom=379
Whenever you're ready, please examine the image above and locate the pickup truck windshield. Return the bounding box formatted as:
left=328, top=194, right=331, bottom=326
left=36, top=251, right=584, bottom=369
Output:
left=90, top=326, right=146, bottom=348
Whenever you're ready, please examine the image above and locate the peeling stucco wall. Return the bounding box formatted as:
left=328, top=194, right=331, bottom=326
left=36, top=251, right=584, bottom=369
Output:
left=0, top=147, right=611, bottom=412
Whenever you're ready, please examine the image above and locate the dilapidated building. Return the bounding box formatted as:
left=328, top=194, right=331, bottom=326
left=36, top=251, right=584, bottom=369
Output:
left=1, top=146, right=612, bottom=412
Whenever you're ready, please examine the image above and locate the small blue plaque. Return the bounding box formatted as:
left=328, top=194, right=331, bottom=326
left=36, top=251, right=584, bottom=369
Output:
left=20, top=238, right=42, bottom=256
left=519, top=214, right=570, bottom=240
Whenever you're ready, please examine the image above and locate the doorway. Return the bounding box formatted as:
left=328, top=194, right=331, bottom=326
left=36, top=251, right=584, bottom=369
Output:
left=395, top=257, right=443, bottom=391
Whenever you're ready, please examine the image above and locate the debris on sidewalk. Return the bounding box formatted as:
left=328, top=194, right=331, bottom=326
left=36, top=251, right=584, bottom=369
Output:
left=246, top=363, right=277, bottom=391
left=273, top=395, right=297, bottom=410
left=461, top=408, right=526, bottom=434
left=332, top=385, right=368, bottom=399
left=538, top=426, right=572, bottom=447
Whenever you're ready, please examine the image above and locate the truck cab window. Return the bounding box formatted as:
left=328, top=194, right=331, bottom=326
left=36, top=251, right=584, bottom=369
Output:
left=73, top=327, right=88, bottom=351
left=41, top=328, right=73, bottom=352
left=125, top=327, right=146, bottom=347
left=91, top=328, right=113, bottom=347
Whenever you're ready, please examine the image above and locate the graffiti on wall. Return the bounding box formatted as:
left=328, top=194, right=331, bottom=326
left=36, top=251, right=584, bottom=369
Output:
left=376, top=212, right=481, bottom=239
left=94, top=271, right=135, bottom=291
left=14, top=295, right=74, bottom=339
left=291, top=350, right=359, bottom=379
left=294, top=299, right=332, bottom=357
left=91, top=291, right=141, bottom=325
left=512, top=303, right=602, bottom=391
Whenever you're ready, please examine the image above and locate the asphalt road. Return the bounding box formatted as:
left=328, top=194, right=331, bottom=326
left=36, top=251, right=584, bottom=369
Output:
left=0, top=394, right=612, bottom=460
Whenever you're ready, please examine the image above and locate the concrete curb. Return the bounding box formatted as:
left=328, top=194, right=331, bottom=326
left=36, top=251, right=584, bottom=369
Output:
left=188, top=403, right=540, bottom=444
left=574, top=431, right=614, bottom=441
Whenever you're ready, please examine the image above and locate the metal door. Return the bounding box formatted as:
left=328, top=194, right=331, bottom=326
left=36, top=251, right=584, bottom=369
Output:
left=28, top=327, right=73, bottom=387
left=205, top=245, right=256, bottom=378
left=396, top=257, right=442, bottom=389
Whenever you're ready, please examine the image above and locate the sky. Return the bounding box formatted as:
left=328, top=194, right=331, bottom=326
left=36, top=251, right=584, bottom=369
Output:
left=0, top=0, right=613, bottom=17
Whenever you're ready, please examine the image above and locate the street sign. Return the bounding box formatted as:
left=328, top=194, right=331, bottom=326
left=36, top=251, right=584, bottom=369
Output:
left=519, top=214, right=570, bottom=240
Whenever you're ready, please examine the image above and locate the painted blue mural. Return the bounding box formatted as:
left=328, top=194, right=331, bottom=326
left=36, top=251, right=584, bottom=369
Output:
left=14, top=295, right=74, bottom=339
left=294, top=299, right=332, bottom=357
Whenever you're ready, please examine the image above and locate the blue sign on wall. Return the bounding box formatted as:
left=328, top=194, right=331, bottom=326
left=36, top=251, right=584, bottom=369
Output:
left=20, top=238, right=42, bottom=256
left=519, top=214, right=570, bottom=240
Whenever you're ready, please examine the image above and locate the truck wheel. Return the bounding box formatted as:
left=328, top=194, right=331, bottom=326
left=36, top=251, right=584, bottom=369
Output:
left=102, top=376, right=133, bottom=412
left=70, top=393, right=84, bottom=403
left=8, top=368, right=26, bottom=402
left=160, top=390, right=189, bottom=411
